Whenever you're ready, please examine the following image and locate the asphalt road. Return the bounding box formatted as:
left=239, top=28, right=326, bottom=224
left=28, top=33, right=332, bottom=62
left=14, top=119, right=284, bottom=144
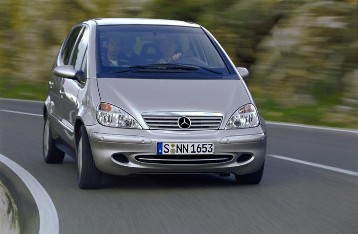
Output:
left=0, top=99, right=357, bottom=233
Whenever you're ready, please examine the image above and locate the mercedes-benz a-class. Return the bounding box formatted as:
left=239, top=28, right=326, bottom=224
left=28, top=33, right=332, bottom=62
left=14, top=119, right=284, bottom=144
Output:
left=43, top=18, right=267, bottom=189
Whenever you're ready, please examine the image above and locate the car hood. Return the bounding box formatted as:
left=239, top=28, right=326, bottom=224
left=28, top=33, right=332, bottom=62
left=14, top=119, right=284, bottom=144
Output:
left=96, top=78, right=252, bottom=125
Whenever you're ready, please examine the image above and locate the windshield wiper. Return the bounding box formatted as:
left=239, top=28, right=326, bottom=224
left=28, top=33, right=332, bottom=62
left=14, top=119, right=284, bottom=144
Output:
left=108, top=65, right=194, bottom=74
left=131, top=63, right=222, bottom=74
left=175, top=63, right=223, bottom=74
left=109, top=64, right=222, bottom=75
left=109, top=68, right=132, bottom=73
left=129, top=64, right=198, bottom=72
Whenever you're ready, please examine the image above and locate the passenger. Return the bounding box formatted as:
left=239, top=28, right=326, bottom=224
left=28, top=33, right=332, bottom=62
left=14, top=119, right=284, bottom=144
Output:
left=102, top=35, right=121, bottom=66
left=118, top=36, right=141, bottom=65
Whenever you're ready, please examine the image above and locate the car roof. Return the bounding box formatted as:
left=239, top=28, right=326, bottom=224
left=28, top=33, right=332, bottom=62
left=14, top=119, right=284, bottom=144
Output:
left=86, top=18, right=201, bottom=28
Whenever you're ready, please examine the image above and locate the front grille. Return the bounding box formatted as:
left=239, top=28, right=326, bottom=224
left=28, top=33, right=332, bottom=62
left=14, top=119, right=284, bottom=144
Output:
left=142, top=113, right=222, bottom=130
left=135, top=155, right=233, bottom=164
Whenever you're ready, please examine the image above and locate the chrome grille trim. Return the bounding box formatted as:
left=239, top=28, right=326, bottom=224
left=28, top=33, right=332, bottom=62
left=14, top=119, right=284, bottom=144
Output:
left=142, top=112, right=223, bottom=130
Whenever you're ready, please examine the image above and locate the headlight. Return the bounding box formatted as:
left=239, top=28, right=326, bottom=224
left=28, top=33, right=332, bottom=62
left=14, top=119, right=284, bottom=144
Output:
left=96, top=103, right=142, bottom=129
left=225, top=104, right=260, bottom=129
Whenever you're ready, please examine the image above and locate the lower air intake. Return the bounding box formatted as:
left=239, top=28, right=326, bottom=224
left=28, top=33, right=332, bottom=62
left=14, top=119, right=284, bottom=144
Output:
left=135, top=155, right=233, bottom=164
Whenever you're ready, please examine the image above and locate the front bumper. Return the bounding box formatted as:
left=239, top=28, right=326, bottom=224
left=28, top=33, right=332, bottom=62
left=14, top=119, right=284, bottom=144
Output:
left=86, top=124, right=267, bottom=176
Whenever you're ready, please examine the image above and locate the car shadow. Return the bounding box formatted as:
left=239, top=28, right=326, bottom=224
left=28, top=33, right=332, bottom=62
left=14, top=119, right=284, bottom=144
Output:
left=101, top=173, right=237, bottom=190
left=60, top=154, right=267, bottom=190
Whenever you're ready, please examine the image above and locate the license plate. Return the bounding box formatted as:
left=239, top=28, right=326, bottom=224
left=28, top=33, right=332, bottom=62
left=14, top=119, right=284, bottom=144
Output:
left=157, top=143, right=214, bottom=155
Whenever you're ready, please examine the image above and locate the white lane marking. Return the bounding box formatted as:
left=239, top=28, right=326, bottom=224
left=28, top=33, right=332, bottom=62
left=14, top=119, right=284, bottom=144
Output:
left=267, top=121, right=358, bottom=134
left=268, top=154, right=358, bottom=176
left=0, top=154, right=59, bottom=234
left=0, top=109, right=42, bottom=117
left=0, top=98, right=43, bottom=103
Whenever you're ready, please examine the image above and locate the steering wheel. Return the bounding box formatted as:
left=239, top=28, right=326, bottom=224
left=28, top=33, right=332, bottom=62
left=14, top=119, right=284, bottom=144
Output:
left=177, top=56, right=208, bottom=67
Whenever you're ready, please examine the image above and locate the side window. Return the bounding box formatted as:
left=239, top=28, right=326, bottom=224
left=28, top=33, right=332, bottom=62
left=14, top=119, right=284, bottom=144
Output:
left=61, top=26, right=83, bottom=65
left=81, top=51, right=87, bottom=73
left=71, top=27, right=89, bottom=71
left=79, top=50, right=88, bottom=84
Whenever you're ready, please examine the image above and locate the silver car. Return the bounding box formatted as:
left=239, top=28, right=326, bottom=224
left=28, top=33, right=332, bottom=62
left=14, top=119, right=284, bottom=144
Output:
left=43, top=18, right=267, bottom=189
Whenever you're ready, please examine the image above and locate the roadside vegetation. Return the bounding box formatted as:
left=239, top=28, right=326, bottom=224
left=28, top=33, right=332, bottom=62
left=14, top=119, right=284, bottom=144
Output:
left=0, top=180, right=20, bottom=234
left=0, top=0, right=357, bottom=128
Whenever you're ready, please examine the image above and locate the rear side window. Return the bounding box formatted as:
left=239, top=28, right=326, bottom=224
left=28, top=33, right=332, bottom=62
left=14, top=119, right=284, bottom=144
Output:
left=71, top=27, right=89, bottom=70
left=61, top=26, right=83, bottom=65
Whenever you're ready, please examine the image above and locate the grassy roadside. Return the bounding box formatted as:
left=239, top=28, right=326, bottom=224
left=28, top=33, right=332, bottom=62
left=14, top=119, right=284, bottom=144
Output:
left=250, top=86, right=358, bottom=129
left=0, top=78, right=48, bottom=101
left=257, top=102, right=357, bottom=129
left=0, top=78, right=357, bottom=130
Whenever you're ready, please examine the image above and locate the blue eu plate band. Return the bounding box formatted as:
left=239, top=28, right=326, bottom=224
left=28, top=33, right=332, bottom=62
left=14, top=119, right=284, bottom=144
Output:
left=157, top=142, right=163, bottom=155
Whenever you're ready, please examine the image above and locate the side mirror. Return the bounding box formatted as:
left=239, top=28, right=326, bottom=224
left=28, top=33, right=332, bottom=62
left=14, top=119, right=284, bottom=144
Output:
left=236, top=67, right=249, bottom=80
left=53, top=65, right=77, bottom=79
left=54, top=65, right=85, bottom=83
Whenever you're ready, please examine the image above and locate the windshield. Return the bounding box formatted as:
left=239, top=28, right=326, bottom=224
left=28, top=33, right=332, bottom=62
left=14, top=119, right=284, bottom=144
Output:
left=96, top=25, right=234, bottom=79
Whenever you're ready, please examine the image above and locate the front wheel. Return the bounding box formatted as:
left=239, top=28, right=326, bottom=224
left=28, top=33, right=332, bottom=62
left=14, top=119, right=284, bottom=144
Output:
left=234, top=161, right=265, bottom=185
left=43, top=115, right=65, bottom=164
left=77, top=126, right=102, bottom=189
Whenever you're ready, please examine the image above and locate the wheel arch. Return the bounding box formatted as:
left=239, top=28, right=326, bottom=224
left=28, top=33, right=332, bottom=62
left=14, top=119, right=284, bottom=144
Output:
left=44, top=96, right=52, bottom=119
left=74, top=118, right=85, bottom=147
left=43, top=105, right=47, bottom=119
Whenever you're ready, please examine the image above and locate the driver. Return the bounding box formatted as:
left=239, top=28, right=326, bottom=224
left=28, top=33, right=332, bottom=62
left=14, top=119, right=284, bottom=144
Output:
left=157, top=36, right=182, bottom=64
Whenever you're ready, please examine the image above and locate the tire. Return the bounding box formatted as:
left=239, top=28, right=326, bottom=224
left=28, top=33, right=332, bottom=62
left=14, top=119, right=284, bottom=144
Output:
left=43, top=115, right=65, bottom=164
left=77, top=125, right=102, bottom=189
left=234, top=160, right=265, bottom=185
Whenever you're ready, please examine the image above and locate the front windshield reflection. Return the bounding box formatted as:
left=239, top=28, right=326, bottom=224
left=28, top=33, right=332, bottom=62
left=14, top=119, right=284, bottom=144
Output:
left=97, top=25, right=232, bottom=78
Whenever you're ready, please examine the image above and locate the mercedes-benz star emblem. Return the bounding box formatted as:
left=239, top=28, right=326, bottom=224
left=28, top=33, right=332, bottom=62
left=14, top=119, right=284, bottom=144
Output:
left=178, top=117, right=191, bottom=129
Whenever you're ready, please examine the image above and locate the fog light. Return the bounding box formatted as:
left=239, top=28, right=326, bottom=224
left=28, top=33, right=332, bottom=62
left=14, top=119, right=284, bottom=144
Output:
left=112, top=153, right=129, bottom=164
left=237, top=153, right=253, bottom=163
